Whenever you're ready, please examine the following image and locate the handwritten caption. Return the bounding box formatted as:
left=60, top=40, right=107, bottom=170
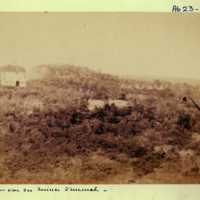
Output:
left=0, top=186, right=107, bottom=193
left=172, top=5, right=199, bottom=12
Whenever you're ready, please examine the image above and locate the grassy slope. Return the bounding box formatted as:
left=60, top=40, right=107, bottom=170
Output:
left=0, top=64, right=200, bottom=183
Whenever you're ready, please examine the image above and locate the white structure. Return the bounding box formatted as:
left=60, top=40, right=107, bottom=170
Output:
left=0, top=72, right=26, bottom=87
left=87, top=99, right=129, bottom=111
left=158, top=85, right=164, bottom=90
left=140, top=84, right=146, bottom=89
left=137, top=94, right=147, bottom=101
left=134, top=84, right=140, bottom=89
left=88, top=99, right=105, bottom=110
left=108, top=100, right=129, bottom=108
left=120, top=84, right=132, bottom=89
left=153, top=85, right=159, bottom=90
left=147, top=85, right=153, bottom=90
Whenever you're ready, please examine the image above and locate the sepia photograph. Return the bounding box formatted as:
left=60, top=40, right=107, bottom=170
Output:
left=0, top=12, right=200, bottom=184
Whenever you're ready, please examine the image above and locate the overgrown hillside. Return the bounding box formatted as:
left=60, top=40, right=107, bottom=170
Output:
left=0, top=64, right=200, bottom=183
left=27, top=64, right=182, bottom=101
left=0, top=65, right=26, bottom=73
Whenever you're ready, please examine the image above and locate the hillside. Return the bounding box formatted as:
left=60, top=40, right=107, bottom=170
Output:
left=26, top=64, right=191, bottom=101
left=122, top=74, right=200, bottom=87
left=0, top=64, right=200, bottom=184
left=0, top=65, right=26, bottom=73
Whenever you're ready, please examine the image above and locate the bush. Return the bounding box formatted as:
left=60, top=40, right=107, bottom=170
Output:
left=177, top=114, right=192, bottom=130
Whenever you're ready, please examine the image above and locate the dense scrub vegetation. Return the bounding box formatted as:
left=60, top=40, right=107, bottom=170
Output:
left=0, top=64, right=200, bottom=183
left=0, top=65, right=26, bottom=73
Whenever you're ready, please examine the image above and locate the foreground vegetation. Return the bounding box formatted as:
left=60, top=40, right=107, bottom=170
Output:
left=0, top=64, right=200, bottom=183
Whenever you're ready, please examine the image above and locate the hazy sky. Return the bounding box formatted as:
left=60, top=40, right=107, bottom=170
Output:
left=0, top=12, right=199, bottom=79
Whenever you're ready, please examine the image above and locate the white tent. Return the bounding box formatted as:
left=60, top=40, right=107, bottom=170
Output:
left=158, top=85, right=164, bottom=90
left=147, top=85, right=153, bottom=90
left=153, top=85, right=158, bottom=90
left=134, top=84, right=140, bottom=89
left=140, top=84, right=146, bottom=89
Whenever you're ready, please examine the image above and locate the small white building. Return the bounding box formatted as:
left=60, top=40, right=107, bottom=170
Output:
left=0, top=72, right=26, bottom=87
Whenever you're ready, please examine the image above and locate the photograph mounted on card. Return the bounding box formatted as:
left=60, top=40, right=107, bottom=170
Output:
left=0, top=12, right=200, bottom=184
